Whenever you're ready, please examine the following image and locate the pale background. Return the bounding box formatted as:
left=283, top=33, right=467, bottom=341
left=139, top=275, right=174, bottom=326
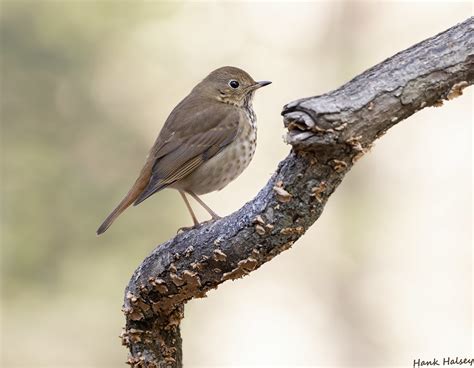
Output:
left=1, top=1, right=472, bottom=367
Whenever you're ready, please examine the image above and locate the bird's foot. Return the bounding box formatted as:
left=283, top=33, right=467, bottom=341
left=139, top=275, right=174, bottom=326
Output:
left=176, top=218, right=220, bottom=234
left=177, top=224, right=199, bottom=234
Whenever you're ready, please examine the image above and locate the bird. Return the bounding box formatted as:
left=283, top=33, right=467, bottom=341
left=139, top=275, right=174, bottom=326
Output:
left=96, top=66, right=271, bottom=235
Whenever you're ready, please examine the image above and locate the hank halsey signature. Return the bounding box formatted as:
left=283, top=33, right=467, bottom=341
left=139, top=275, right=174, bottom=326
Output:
left=414, top=357, right=473, bottom=367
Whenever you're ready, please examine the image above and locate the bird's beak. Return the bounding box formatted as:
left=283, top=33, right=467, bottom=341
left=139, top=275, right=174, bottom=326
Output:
left=253, top=80, right=272, bottom=89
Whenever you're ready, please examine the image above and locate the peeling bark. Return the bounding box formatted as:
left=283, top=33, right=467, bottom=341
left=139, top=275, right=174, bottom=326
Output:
left=122, top=17, right=473, bottom=367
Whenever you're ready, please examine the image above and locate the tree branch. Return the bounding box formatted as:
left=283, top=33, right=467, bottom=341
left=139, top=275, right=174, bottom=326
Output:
left=121, top=17, right=473, bottom=368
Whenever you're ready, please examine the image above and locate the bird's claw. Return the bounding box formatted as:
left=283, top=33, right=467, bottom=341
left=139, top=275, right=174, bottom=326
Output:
left=176, top=218, right=220, bottom=234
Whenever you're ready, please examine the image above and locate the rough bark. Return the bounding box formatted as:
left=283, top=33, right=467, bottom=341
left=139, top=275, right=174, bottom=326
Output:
left=122, top=17, right=473, bottom=368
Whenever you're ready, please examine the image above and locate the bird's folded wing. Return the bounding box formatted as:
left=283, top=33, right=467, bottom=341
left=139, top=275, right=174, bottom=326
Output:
left=133, top=103, right=242, bottom=205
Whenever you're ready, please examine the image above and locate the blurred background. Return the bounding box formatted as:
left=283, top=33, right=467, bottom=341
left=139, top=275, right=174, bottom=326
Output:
left=1, top=1, right=472, bottom=367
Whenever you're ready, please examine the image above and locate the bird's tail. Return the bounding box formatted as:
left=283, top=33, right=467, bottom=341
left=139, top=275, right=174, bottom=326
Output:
left=96, top=191, right=136, bottom=235
left=97, top=154, right=158, bottom=236
left=96, top=173, right=152, bottom=236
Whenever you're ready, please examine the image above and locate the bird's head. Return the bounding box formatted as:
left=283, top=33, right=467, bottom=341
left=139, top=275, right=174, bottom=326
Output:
left=195, top=66, right=271, bottom=108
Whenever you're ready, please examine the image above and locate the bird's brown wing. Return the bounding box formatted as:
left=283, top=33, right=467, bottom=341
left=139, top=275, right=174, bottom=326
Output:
left=133, top=101, right=242, bottom=205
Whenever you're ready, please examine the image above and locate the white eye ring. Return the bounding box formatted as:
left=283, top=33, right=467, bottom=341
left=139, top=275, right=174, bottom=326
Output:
left=228, top=80, right=240, bottom=89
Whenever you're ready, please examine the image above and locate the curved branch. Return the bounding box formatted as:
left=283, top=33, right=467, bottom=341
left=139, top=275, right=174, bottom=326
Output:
left=121, top=17, right=473, bottom=368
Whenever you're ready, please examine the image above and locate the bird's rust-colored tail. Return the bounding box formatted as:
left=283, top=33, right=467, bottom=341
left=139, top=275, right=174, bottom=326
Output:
left=97, top=160, right=155, bottom=235
left=96, top=189, right=138, bottom=235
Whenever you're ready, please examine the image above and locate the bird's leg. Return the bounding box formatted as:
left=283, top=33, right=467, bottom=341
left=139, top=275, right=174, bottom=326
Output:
left=188, top=191, right=221, bottom=220
left=179, top=191, right=199, bottom=226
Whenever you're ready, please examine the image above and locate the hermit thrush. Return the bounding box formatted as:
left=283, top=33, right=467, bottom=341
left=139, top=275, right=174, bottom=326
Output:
left=97, top=66, right=271, bottom=235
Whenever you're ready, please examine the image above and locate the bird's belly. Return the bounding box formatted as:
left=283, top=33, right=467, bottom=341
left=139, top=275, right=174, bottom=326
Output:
left=173, top=131, right=256, bottom=195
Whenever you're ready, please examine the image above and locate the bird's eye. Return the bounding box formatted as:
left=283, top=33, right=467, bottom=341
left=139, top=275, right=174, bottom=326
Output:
left=228, top=80, right=240, bottom=89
